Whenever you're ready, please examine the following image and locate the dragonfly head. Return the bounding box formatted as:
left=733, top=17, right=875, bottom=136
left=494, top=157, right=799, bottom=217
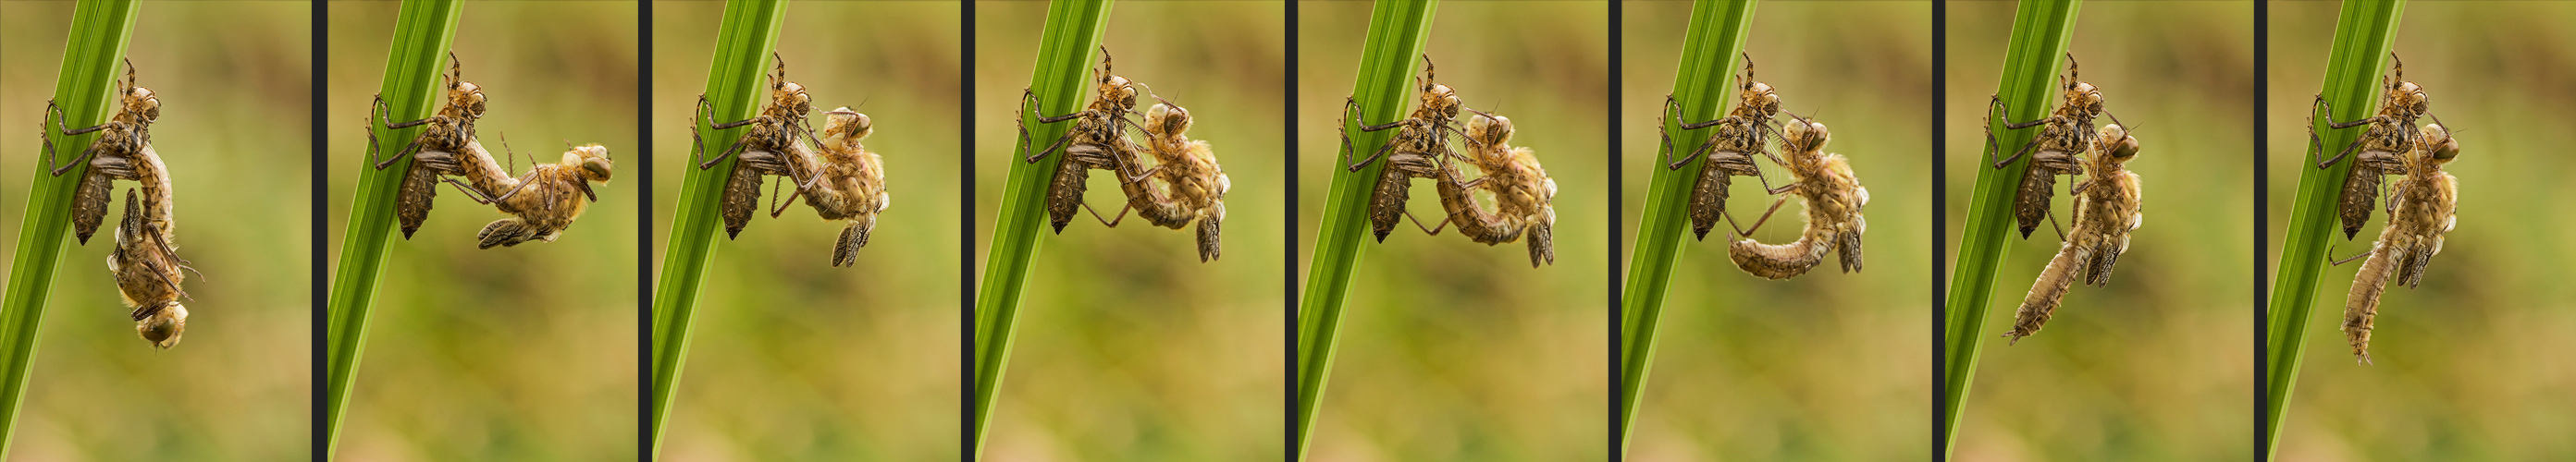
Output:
left=137, top=303, right=186, bottom=349
left=2420, top=123, right=2458, bottom=163
left=824, top=107, right=871, bottom=140
left=566, top=143, right=614, bottom=183
left=1146, top=99, right=1191, bottom=137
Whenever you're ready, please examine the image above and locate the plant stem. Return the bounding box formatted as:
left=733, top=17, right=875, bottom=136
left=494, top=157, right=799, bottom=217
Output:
left=1616, top=0, right=1755, bottom=452
left=650, top=0, right=788, bottom=458
left=2265, top=1, right=2403, bottom=458
left=1293, top=1, right=1435, bottom=459
left=1940, top=0, right=2078, bottom=455
left=320, top=0, right=459, bottom=458
left=972, top=0, right=1111, bottom=457
left=0, top=0, right=137, bottom=455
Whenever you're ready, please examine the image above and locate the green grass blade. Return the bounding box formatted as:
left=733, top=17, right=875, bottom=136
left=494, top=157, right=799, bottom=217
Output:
left=0, top=0, right=137, bottom=455
left=650, top=0, right=788, bottom=458
left=1616, top=0, right=1754, bottom=451
left=323, top=0, right=460, bottom=457
left=1940, top=0, right=2079, bottom=455
left=1293, top=1, right=1435, bottom=459
left=2265, top=1, right=2403, bottom=458
left=972, top=0, right=1112, bottom=457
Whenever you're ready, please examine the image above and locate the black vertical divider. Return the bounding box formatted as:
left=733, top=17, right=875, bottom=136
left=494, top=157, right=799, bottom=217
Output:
left=1282, top=1, right=1300, bottom=461
left=1929, top=1, right=1947, bottom=460
left=311, top=1, right=329, bottom=461
left=636, top=1, right=655, bottom=460
left=958, top=1, right=977, bottom=460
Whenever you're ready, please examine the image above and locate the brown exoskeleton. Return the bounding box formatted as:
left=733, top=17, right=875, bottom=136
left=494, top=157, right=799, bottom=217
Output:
left=368, top=53, right=487, bottom=238
left=697, top=54, right=821, bottom=238
left=45, top=59, right=162, bottom=245
left=1021, top=46, right=1152, bottom=233
left=768, top=108, right=891, bottom=267
left=2007, top=124, right=2143, bottom=344
left=1345, top=55, right=1474, bottom=242
left=2311, top=55, right=2434, bottom=240
left=2339, top=122, right=2458, bottom=364
left=110, top=189, right=191, bottom=349
left=1988, top=54, right=2108, bottom=239
left=446, top=141, right=616, bottom=249
left=1662, top=53, right=1783, bottom=240
left=1726, top=113, right=1867, bottom=279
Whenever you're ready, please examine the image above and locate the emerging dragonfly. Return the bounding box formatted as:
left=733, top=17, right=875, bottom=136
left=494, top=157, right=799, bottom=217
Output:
left=44, top=59, right=196, bottom=348
left=1662, top=53, right=1784, bottom=240
left=1133, top=98, right=1230, bottom=262
left=46, top=59, right=162, bottom=245
left=111, top=189, right=191, bottom=349
left=1456, top=110, right=1557, bottom=267
left=1987, top=54, right=2109, bottom=239
left=2008, top=123, right=2143, bottom=344
left=368, top=53, right=487, bottom=238
left=1726, top=113, right=1867, bottom=279
left=2311, top=55, right=2435, bottom=240
left=769, top=108, right=892, bottom=267
left=445, top=140, right=615, bottom=249
left=2340, top=122, right=2459, bottom=364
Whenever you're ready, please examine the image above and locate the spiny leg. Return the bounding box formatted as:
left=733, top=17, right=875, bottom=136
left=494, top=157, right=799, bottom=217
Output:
left=1727, top=196, right=1790, bottom=238
left=44, top=101, right=111, bottom=176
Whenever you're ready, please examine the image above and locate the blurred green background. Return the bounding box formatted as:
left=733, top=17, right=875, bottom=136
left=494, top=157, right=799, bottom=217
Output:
left=1624, top=2, right=1929, bottom=461
left=0, top=2, right=308, bottom=460
left=327, top=2, right=635, bottom=460
left=652, top=1, right=959, bottom=461
left=2269, top=4, right=2576, bottom=460
left=977, top=1, right=1284, bottom=460
left=1945, top=2, right=2252, bottom=460
left=1300, top=2, right=1606, bottom=460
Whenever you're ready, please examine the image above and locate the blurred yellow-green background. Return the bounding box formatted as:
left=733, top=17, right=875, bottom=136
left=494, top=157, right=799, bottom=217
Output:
left=2268, top=4, right=2576, bottom=460
left=1624, top=2, right=1929, bottom=460
left=327, top=2, right=636, bottom=460
left=976, top=1, right=1284, bottom=459
left=652, top=1, right=960, bottom=460
left=0, top=2, right=309, bottom=460
left=1945, top=2, right=2253, bottom=460
left=1300, top=2, right=1607, bottom=460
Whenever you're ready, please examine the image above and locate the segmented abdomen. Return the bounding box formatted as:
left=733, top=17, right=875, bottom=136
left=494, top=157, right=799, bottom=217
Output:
left=2344, top=240, right=2398, bottom=363
left=2009, top=242, right=2085, bottom=343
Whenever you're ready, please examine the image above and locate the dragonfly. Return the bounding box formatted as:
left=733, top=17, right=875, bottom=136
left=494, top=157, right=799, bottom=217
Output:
left=2008, top=123, right=2143, bottom=344
left=2339, top=121, right=2458, bottom=364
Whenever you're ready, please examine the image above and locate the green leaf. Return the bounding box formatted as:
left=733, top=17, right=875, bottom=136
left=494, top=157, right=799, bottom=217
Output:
left=1940, top=0, right=2080, bottom=456
left=319, top=0, right=461, bottom=458
left=1294, top=1, right=1436, bottom=459
left=0, top=0, right=138, bottom=455
left=972, top=0, right=1113, bottom=458
left=651, top=0, right=790, bottom=458
left=2265, top=1, right=2404, bottom=458
left=1617, top=0, right=1755, bottom=452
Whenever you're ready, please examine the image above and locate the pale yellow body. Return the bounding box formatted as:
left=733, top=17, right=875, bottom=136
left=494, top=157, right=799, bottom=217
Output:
left=2345, top=124, right=2458, bottom=363
left=457, top=142, right=614, bottom=248
left=1730, top=119, right=1867, bottom=279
